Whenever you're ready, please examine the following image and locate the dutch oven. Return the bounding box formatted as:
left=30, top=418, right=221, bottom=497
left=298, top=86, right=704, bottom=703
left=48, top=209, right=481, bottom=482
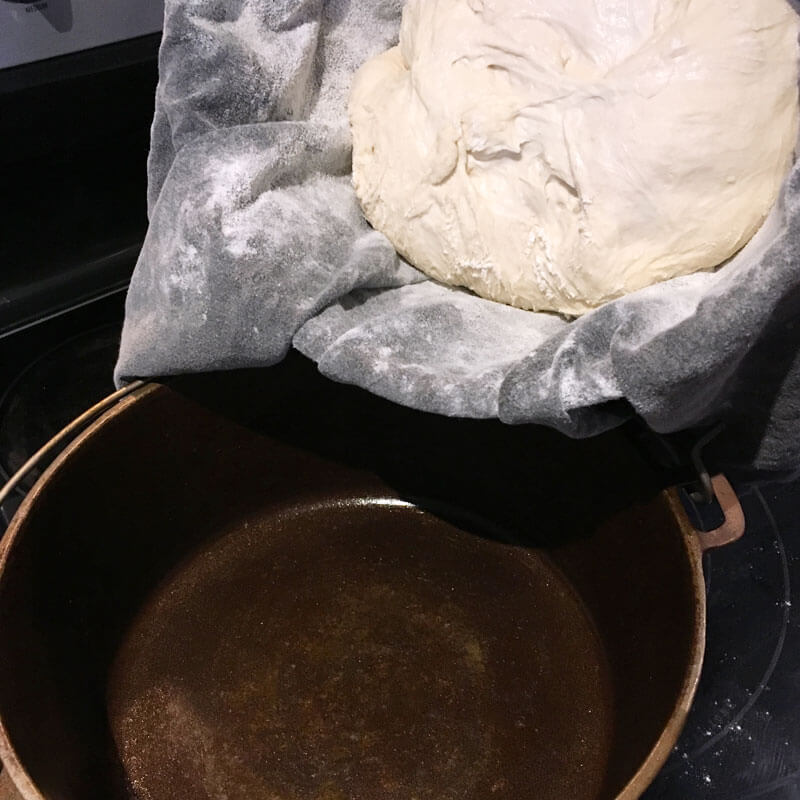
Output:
left=0, top=353, right=743, bottom=800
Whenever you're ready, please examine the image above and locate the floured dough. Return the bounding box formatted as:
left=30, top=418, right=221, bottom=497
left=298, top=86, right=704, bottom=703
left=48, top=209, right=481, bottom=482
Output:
left=349, top=0, right=799, bottom=315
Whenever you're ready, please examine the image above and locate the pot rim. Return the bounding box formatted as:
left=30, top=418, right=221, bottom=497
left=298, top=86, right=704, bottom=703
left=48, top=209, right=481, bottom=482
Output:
left=613, top=488, right=707, bottom=800
left=0, top=383, right=157, bottom=800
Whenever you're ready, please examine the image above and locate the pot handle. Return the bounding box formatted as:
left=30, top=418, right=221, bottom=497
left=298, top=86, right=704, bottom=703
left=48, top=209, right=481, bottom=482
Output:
left=694, top=473, right=745, bottom=552
left=0, top=381, right=146, bottom=508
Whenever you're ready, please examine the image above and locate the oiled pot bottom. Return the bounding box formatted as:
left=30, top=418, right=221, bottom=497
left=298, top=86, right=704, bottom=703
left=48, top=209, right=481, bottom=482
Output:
left=107, top=501, right=614, bottom=800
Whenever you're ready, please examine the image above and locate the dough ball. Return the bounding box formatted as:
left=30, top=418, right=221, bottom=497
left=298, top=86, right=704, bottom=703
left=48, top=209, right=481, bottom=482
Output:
left=349, top=0, right=799, bottom=315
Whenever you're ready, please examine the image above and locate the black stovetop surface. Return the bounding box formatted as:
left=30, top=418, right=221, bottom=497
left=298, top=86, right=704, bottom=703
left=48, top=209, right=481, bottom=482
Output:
left=645, top=484, right=800, bottom=799
left=0, top=298, right=798, bottom=800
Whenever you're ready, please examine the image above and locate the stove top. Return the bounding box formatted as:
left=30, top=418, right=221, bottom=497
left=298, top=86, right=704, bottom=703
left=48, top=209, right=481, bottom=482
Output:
left=645, top=486, right=800, bottom=799
left=0, top=293, right=125, bottom=527
left=0, top=300, right=798, bottom=799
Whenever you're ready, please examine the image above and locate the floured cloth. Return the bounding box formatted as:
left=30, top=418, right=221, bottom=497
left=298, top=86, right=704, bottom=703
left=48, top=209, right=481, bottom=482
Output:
left=115, top=0, right=800, bottom=474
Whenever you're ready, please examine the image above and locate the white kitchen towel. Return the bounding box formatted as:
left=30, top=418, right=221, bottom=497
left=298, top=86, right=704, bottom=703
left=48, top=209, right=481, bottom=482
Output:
left=115, top=0, right=800, bottom=474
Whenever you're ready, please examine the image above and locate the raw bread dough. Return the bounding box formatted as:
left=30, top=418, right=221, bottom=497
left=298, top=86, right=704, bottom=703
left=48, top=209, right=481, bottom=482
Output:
left=349, top=0, right=799, bottom=316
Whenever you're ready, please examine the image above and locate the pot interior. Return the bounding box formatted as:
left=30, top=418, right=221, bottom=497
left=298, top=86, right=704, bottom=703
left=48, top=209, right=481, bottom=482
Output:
left=0, top=353, right=701, bottom=800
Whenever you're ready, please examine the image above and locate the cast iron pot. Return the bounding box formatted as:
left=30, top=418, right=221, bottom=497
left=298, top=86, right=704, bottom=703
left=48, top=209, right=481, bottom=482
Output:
left=0, top=354, right=743, bottom=800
